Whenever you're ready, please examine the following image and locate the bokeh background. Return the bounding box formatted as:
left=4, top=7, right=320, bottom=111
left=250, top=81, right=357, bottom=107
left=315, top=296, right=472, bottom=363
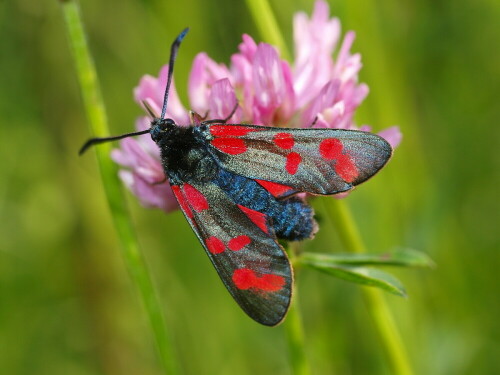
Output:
left=1, top=0, right=498, bottom=374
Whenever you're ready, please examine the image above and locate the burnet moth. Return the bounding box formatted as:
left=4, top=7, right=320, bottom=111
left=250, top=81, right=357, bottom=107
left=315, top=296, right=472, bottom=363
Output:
left=80, top=28, right=392, bottom=326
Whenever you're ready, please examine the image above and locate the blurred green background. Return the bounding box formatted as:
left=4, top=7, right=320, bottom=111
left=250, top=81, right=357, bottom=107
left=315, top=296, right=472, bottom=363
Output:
left=1, top=0, right=498, bottom=374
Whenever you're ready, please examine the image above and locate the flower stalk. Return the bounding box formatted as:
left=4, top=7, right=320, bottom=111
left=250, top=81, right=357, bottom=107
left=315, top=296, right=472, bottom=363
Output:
left=60, top=1, right=178, bottom=374
left=283, top=287, right=311, bottom=375
left=284, top=247, right=312, bottom=375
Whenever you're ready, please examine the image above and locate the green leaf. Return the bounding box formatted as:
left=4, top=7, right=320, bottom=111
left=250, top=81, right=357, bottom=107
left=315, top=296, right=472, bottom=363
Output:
left=299, top=248, right=434, bottom=268
left=298, top=256, right=407, bottom=297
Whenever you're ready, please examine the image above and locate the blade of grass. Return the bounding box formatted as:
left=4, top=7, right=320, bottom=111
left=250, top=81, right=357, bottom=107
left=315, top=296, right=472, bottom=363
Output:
left=60, top=1, right=178, bottom=373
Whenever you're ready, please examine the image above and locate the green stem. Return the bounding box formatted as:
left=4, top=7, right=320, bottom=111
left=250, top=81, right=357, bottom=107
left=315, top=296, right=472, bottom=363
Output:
left=244, top=0, right=291, bottom=61
left=323, top=199, right=414, bottom=375
left=284, top=249, right=311, bottom=375
left=283, top=290, right=311, bottom=375
left=61, top=1, right=178, bottom=374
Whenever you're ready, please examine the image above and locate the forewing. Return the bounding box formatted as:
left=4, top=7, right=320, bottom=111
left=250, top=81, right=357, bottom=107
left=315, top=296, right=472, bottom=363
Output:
left=205, top=124, right=392, bottom=195
left=170, top=180, right=292, bottom=326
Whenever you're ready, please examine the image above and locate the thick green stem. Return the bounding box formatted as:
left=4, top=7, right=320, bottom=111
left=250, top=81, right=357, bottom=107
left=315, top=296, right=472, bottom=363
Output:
left=61, top=1, right=178, bottom=374
left=323, top=199, right=414, bottom=375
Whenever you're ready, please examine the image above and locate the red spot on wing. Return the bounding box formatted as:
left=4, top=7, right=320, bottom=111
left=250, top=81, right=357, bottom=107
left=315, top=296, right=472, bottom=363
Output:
left=211, top=138, right=247, bottom=155
left=206, top=236, right=226, bottom=254
left=232, top=268, right=285, bottom=292
left=319, top=138, right=359, bottom=182
left=335, top=154, right=358, bottom=183
left=232, top=268, right=254, bottom=289
left=237, top=205, right=269, bottom=233
left=171, top=185, right=193, bottom=218
left=273, top=132, right=294, bottom=149
left=228, top=235, right=251, bottom=251
left=254, top=273, right=286, bottom=292
left=182, top=183, right=209, bottom=212
left=319, top=138, right=343, bottom=160
left=256, top=179, right=294, bottom=197
left=210, top=125, right=257, bottom=137
left=285, top=152, right=302, bottom=175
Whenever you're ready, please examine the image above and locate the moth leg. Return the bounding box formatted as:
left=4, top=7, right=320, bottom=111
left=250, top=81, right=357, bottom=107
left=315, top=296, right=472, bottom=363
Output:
left=190, top=110, right=208, bottom=125
left=141, top=100, right=159, bottom=119
left=201, top=103, right=239, bottom=125
left=307, top=115, right=319, bottom=128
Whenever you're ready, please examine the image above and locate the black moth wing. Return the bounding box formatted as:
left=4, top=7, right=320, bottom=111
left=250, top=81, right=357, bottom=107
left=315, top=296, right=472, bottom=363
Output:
left=170, top=179, right=292, bottom=326
left=203, top=124, right=392, bottom=196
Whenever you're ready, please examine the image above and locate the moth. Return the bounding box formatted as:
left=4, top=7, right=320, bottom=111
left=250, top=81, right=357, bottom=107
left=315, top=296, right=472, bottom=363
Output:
left=80, top=28, right=392, bottom=326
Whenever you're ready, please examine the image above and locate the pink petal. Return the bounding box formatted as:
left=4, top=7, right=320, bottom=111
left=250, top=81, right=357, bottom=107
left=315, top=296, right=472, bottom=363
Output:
left=134, top=75, right=162, bottom=107
left=301, top=80, right=340, bottom=126
left=276, top=61, right=296, bottom=124
left=252, top=43, right=295, bottom=124
left=322, top=101, right=345, bottom=127
left=238, top=34, right=258, bottom=60
left=188, top=53, right=210, bottom=113
left=188, top=53, right=231, bottom=114
left=378, top=126, right=402, bottom=148
left=293, top=0, right=340, bottom=107
left=230, top=54, right=255, bottom=121
left=134, top=116, right=159, bottom=156
left=339, top=52, right=363, bottom=83
left=111, top=137, right=164, bottom=184
left=208, top=78, right=241, bottom=122
left=310, top=114, right=330, bottom=128
left=253, top=44, right=281, bottom=109
left=332, top=31, right=359, bottom=83
left=120, top=170, right=178, bottom=212
left=133, top=66, right=189, bottom=125
left=230, top=54, right=252, bottom=86
left=358, top=125, right=372, bottom=132
left=333, top=191, right=350, bottom=200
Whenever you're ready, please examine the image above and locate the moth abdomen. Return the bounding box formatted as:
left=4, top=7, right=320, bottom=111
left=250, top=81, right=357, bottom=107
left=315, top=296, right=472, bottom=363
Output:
left=214, top=169, right=316, bottom=241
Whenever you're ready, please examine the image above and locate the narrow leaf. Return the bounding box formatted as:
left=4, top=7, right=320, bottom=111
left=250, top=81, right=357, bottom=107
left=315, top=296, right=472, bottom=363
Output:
left=299, top=248, right=434, bottom=268
left=299, top=258, right=407, bottom=297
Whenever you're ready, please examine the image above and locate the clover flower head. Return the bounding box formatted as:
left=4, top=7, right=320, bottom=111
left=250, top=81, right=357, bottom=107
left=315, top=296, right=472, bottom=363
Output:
left=112, top=0, right=401, bottom=212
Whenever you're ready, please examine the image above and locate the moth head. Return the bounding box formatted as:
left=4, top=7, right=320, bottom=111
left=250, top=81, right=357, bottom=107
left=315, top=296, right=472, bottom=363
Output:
left=150, top=118, right=176, bottom=143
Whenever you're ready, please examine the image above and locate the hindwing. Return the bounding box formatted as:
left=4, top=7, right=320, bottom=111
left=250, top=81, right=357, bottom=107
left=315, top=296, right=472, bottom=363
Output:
left=170, top=180, right=292, bottom=326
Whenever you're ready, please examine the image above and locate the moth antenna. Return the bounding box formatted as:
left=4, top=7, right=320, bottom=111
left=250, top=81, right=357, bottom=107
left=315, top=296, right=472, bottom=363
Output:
left=79, top=29, right=190, bottom=156
left=79, top=129, right=150, bottom=155
left=160, top=27, right=190, bottom=120
left=142, top=100, right=159, bottom=119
